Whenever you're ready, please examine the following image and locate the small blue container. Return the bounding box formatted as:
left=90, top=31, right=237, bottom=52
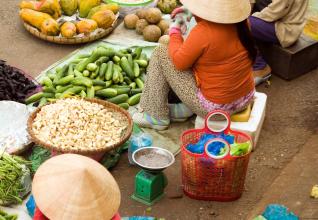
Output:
left=128, top=133, right=153, bottom=165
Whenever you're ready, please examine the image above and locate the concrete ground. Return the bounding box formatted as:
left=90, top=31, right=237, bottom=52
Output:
left=2, top=1, right=318, bottom=219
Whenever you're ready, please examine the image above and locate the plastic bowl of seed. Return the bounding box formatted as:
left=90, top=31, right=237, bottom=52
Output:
left=132, top=147, right=175, bottom=173
left=27, top=98, right=133, bottom=160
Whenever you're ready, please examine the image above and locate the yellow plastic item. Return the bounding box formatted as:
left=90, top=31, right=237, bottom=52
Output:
left=231, top=104, right=252, bottom=122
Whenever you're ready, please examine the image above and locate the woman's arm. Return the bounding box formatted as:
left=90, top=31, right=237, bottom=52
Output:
left=168, top=24, right=208, bottom=71
left=252, top=0, right=293, bottom=22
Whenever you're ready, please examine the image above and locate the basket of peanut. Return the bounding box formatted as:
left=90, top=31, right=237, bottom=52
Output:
left=27, top=98, right=133, bottom=159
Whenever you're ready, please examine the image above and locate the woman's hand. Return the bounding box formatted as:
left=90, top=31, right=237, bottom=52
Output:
left=169, top=14, right=187, bottom=35
left=171, top=6, right=192, bottom=22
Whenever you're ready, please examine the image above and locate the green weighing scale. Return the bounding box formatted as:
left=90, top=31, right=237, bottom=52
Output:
left=131, top=147, right=175, bottom=206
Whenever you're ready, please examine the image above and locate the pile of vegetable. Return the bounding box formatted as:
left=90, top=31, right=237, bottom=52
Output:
left=0, top=210, right=18, bottom=220
left=19, top=0, right=119, bottom=37
left=0, top=153, right=31, bottom=206
left=124, top=8, right=170, bottom=43
left=26, top=45, right=148, bottom=109
left=0, top=60, right=37, bottom=103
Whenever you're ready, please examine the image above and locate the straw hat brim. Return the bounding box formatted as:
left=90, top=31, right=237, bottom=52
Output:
left=32, top=154, right=121, bottom=220
left=180, top=0, right=251, bottom=24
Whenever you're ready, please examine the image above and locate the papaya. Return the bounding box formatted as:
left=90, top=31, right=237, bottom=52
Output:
left=60, top=0, right=77, bottom=16
left=20, top=9, right=59, bottom=35
left=20, top=0, right=61, bottom=19
left=41, top=18, right=59, bottom=35
left=87, top=3, right=120, bottom=18
left=61, top=22, right=77, bottom=38
left=91, top=9, right=115, bottom=29
left=78, top=0, right=101, bottom=18
left=76, top=19, right=98, bottom=34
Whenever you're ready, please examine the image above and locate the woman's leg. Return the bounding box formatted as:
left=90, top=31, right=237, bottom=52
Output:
left=135, top=45, right=208, bottom=129
left=249, top=16, right=279, bottom=85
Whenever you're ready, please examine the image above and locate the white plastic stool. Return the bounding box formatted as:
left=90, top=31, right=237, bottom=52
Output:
left=195, top=92, right=267, bottom=148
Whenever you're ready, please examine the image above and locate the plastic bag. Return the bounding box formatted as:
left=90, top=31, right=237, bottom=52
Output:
left=128, top=132, right=153, bottom=165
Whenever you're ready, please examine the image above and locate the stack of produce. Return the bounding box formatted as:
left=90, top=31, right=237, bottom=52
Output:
left=19, top=0, right=119, bottom=37
left=0, top=210, right=18, bottom=220
left=124, top=8, right=170, bottom=43
left=0, top=153, right=31, bottom=206
left=0, top=60, right=37, bottom=104
left=26, top=45, right=147, bottom=109
left=30, top=98, right=128, bottom=151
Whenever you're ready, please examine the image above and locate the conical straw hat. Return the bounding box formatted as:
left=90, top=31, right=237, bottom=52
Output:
left=32, top=154, right=121, bottom=220
left=181, top=0, right=251, bottom=24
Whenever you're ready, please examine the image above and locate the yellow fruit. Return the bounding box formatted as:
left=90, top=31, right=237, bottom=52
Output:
left=124, top=14, right=139, bottom=29
left=76, top=19, right=98, bottom=34
left=60, top=0, right=77, bottom=16
left=78, top=0, right=101, bottom=18
left=41, top=18, right=59, bottom=35
left=20, top=0, right=61, bottom=19
left=61, top=22, right=77, bottom=38
left=91, top=10, right=115, bottom=29
left=20, top=8, right=59, bottom=35
left=87, top=3, right=120, bottom=18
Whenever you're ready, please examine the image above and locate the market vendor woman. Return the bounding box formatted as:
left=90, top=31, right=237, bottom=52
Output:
left=249, top=0, right=309, bottom=82
left=133, top=0, right=256, bottom=130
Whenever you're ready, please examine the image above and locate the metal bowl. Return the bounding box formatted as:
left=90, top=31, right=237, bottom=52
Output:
left=132, top=147, right=175, bottom=173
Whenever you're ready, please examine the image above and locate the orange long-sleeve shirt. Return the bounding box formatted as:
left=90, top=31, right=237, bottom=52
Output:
left=169, top=18, right=255, bottom=104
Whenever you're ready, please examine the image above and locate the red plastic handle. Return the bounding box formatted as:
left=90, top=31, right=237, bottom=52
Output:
left=204, top=110, right=231, bottom=134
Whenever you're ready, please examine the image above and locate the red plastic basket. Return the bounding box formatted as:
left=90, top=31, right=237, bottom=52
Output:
left=181, top=110, right=253, bottom=201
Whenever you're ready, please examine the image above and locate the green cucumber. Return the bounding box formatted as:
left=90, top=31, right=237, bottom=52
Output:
left=80, top=90, right=86, bottom=98
left=47, top=71, right=56, bottom=80
left=68, top=63, right=75, bottom=75
left=43, top=93, right=55, bottom=98
left=42, top=86, right=56, bottom=93
left=133, top=47, right=142, bottom=59
left=135, top=60, right=148, bottom=68
left=99, top=63, right=107, bottom=80
left=120, top=57, right=134, bottom=79
left=93, top=86, right=105, bottom=91
left=127, top=54, right=133, bottom=68
left=72, top=77, right=93, bottom=87
left=127, top=93, right=141, bottom=106
left=112, top=65, right=120, bottom=83
left=124, top=76, right=132, bottom=84
left=129, top=82, right=137, bottom=89
left=92, top=79, right=106, bottom=86
left=111, top=85, right=131, bottom=88
left=82, top=70, right=90, bottom=77
left=140, top=53, right=148, bottom=61
left=56, top=75, right=74, bottom=85
left=130, top=88, right=142, bottom=95
left=53, top=65, right=68, bottom=84
left=38, top=97, right=47, bottom=107
left=105, top=80, right=112, bottom=88
left=107, top=94, right=129, bottom=104
left=76, top=54, right=90, bottom=59
left=86, top=86, right=95, bottom=98
left=133, top=62, right=140, bottom=77
left=40, top=76, right=53, bottom=87
left=119, top=71, right=124, bottom=83
left=114, top=87, right=131, bottom=95
left=86, top=63, right=98, bottom=72
left=63, top=86, right=85, bottom=96
left=55, top=93, right=62, bottom=99
left=96, top=88, right=118, bottom=98
left=113, top=55, right=121, bottom=63
left=118, top=103, right=129, bottom=110
left=74, top=69, right=83, bottom=77
left=95, top=56, right=109, bottom=66
left=105, top=61, right=113, bottom=80
left=56, top=85, right=72, bottom=93
left=70, top=58, right=84, bottom=64
left=115, top=51, right=126, bottom=58
left=135, top=78, right=144, bottom=89
left=25, top=92, right=43, bottom=104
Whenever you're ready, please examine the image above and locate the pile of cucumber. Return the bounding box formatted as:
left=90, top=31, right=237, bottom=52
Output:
left=26, top=45, right=148, bottom=109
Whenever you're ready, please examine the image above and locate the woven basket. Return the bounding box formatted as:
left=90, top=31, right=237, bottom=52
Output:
left=27, top=98, right=133, bottom=155
left=23, top=18, right=118, bottom=44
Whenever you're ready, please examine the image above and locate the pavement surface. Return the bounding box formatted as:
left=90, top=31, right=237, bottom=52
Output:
left=1, top=1, right=318, bottom=219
